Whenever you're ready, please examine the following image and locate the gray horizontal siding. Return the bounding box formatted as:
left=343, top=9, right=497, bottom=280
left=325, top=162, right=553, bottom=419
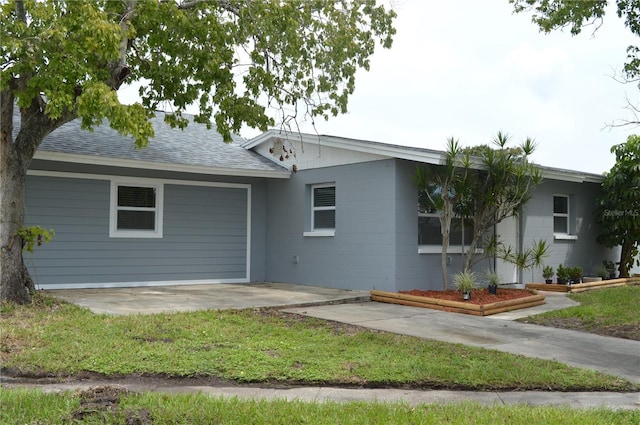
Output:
left=25, top=176, right=248, bottom=287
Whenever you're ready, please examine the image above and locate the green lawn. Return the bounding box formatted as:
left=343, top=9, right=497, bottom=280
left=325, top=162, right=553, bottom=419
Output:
left=0, top=293, right=635, bottom=391
left=1, top=388, right=638, bottom=425
left=518, top=285, right=640, bottom=340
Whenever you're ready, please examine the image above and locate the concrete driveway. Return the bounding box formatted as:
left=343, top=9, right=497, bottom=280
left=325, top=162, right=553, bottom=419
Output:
left=47, top=282, right=370, bottom=315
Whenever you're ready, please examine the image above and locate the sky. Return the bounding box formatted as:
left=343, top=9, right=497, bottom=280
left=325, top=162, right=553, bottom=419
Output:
left=120, top=0, right=638, bottom=175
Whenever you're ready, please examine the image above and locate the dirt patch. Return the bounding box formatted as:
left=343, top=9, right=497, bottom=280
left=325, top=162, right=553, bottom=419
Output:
left=521, top=317, right=640, bottom=341
left=400, top=288, right=535, bottom=305
left=72, top=386, right=152, bottom=424
left=252, top=307, right=369, bottom=336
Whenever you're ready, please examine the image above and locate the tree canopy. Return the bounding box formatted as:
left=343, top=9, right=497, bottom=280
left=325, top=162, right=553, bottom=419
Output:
left=0, top=0, right=396, bottom=304
left=1, top=0, right=396, bottom=145
left=594, top=134, right=640, bottom=277
left=511, top=0, right=640, bottom=123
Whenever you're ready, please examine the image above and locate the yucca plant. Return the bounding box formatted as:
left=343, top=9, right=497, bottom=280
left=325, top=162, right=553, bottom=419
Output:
left=453, top=270, right=477, bottom=300
left=486, top=270, right=500, bottom=294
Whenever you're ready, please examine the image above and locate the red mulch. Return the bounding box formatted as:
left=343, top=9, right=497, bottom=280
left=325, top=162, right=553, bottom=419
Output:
left=399, top=288, right=535, bottom=305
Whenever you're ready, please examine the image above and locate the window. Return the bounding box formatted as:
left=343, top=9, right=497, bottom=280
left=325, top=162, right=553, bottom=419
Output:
left=417, top=195, right=475, bottom=253
left=418, top=212, right=473, bottom=246
left=305, top=183, right=335, bottom=236
left=110, top=181, right=163, bottom=238
left=553, top=195, right=570, bottom=235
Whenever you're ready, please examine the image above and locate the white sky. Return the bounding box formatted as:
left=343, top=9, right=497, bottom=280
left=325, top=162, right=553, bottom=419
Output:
left=120, top=0, right=638, bottom=175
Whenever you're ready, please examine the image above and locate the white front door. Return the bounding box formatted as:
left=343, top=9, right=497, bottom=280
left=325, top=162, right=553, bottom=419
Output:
left=495, top=216, right=519, bottom=284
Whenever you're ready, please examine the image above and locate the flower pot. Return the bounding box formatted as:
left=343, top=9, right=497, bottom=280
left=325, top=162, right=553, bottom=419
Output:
left=488, top=285, right=497, bottom=295
left=545, top=279, right=553, bottom=284
left=463, top=291, right=471, bottom=301
left=557, top=278, right=566, bottom=285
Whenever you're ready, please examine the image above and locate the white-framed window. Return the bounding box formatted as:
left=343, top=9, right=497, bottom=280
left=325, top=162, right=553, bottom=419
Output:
left=110, top=181, right=163, bottom=238
left=305, top=183, right=335, bottom=237
left=553, top=194, right=570, bottom=235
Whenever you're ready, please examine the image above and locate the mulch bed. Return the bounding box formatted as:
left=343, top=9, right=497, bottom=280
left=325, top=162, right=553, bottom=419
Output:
left=399, top=288, right=535, bottom=305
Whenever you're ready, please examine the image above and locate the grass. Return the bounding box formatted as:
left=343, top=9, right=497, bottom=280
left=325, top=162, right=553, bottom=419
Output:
left=0, top=293, right=635, bottom=391
left=518, top=285, right=640, bottom=340
left=1, top=388, right=639, bottom=425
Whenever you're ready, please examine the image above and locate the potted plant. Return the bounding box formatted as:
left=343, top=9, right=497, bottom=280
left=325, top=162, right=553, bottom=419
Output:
left=486, top=270, right=499, bottom=295
left=596, top=266, right=607, bottom=280
left=453, top=270, right=477, bottom=301
left=556, top=264, right=569, bottom=285
left=603, top=260, right=616, bottom=279
left=542, top=265, right=554, bottom=284
left=569, top=266, right=583, bottom=284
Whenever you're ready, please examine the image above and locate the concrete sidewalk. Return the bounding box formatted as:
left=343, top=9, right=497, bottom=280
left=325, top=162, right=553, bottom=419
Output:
left=284, top=295, right=640, bottom=385
left=2, top=378, right=639, bottom=410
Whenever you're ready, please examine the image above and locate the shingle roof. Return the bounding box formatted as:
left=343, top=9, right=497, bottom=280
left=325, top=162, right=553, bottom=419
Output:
left=21, top=109, right=288, bottom=175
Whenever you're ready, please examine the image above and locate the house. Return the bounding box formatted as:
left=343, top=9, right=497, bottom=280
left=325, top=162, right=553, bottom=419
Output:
left=21, top=114, right=623, bottom=291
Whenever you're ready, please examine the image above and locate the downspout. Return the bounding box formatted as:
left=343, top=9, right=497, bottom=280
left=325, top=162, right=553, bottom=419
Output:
left=517, top=211, right=524, bottom=285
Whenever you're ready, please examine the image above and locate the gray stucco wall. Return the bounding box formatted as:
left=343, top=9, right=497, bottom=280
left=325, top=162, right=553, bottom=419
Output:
left=263, top=158, right=485, bottom=292
left=520, top=178, right=615, bottom=282
left=264, top=159, right=398, bottom=291
left=24, top=162, right=270, bottom=287
left=394, top=160, right=490, bottom=291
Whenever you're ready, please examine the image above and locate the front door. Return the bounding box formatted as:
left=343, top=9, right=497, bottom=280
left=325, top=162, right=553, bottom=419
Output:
left=495, top=216, right=519, bottom=284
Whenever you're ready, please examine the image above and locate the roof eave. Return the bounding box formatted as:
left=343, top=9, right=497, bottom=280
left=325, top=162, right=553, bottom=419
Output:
left=33, top=151, right=291, bottom=179
left=540, top=167, right=604, bottom=183
left=245, top=131, right=604, bottom=183
left=245, top=130, right=444, bottom=165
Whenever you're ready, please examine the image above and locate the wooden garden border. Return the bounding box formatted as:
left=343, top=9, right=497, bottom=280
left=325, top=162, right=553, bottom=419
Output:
left=369, top=289, right=545, bottom=316
left=526, top=276, right=640, bottom=293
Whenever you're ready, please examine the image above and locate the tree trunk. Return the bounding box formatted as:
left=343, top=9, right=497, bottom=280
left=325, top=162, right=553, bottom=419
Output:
left=1, top=128, right=31, bottom=304
left=1, top=97, right=72, bottom=304
left=439, top=204, right=453, bottom=291
left=619, top=240, right=633, bottom=278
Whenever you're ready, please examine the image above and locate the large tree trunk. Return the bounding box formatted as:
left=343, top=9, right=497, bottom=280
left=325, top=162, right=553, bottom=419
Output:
left=1, top=96, right=73, bottom=304
left=1, top=107, right=31, bottom=304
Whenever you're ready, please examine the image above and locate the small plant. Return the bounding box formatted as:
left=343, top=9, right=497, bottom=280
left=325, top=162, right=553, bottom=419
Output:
left=596, top=266, right=607, bottom=280
left=569, top=266, right=583, bottom=284
left=603, top=260, right=616, bottom=279
left=487, top=238, right=550, bottom=283
left=453, top=270, right=477, bottom=300
left=12, top=226, right=55, bottom=253
left=542, top=265, right=554, bottom=280
left=556, top=264, right=569, bottom=284
left=486, top=270, right=499, bottom=294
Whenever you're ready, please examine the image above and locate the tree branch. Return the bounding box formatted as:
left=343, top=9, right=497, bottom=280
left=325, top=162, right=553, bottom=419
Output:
left=170, top=0, right=241, bottom=16
left=15, top=0, right=26, bottom=23
left=107, top=0, right=137, bottom=90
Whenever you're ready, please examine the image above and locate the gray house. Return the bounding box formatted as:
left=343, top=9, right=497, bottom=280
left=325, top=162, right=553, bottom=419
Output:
left=23, top=115, right=620, bottom=291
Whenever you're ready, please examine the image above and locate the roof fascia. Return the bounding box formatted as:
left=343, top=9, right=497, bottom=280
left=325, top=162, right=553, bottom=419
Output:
left=540, top=167, right=603, bottom=183
left=33, top=151, right=291, bottom=179
left=244, top=130, right=444, bottom=165
left=245, top=131, right=604, bottom=183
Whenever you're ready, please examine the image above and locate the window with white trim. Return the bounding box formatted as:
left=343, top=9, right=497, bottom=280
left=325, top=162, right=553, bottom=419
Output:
left=306, top=183, right=335, bottom=236
left=110, top=181, right=163, bottom=238
left=553, top=194, right=570, bottom=235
